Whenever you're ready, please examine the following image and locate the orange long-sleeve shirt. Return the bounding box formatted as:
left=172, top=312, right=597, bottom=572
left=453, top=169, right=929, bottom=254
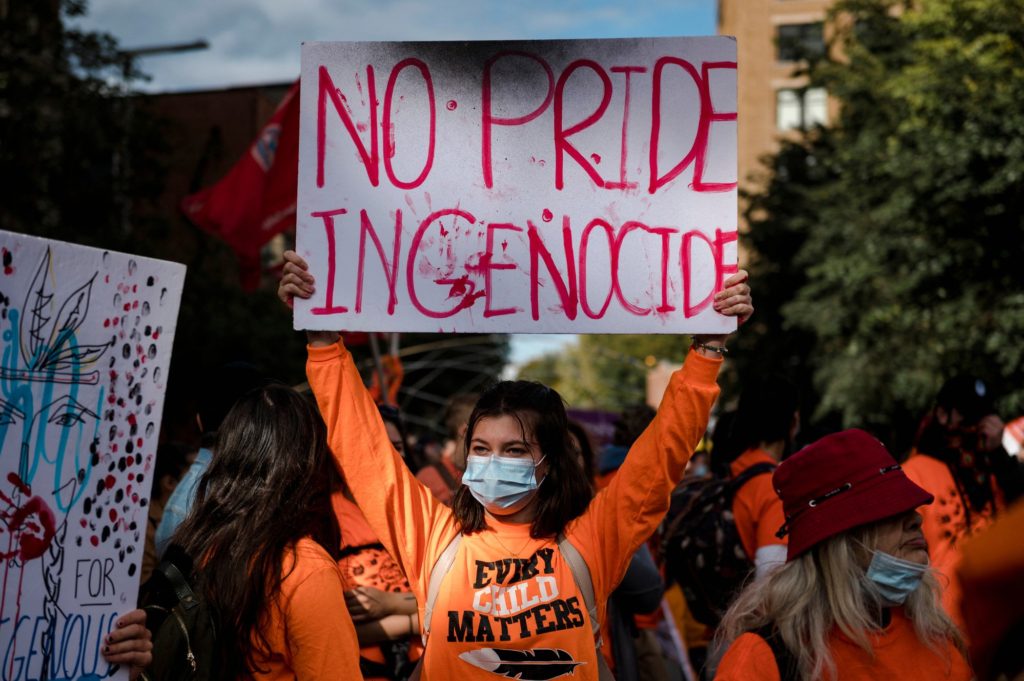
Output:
left=307, top=341, right=721, bottom=680
left=714, top=609, right=970, bottom=681
left=254, top=537, right=363, bottom=680
left=902, top=452, right=1002, bottom=629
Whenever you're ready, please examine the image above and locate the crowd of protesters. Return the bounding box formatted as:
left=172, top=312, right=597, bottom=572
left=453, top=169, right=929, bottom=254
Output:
left=99, top=251, right=1024, bottom=681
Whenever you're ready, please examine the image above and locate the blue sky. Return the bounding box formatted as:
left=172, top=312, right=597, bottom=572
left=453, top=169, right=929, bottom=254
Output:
left=76, top=0, right=717, bottom=368
left=76, top=0, right=717, bottom=92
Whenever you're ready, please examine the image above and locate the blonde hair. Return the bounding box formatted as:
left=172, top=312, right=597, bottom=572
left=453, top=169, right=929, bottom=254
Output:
left=713, top=522, right=966, bottom=680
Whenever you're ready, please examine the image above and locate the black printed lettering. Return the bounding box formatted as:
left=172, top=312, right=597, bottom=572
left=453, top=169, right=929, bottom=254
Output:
left=475, top=613, right=495, bottom=642
left=509, top=558, right=524, bottom=583
left=447, top=611, right=476, bottom=642
left=566, top=596, right=586, bottom=627
left=533, top=602, right=556, bottom=634
left=473, top=561, right=494, bottom=589
left=536, top=547, right=556, bottom=574
left=496, top=558, right=513, bottom=583
left=511, top=610, right=533, bottom=638
left=551, top=598, right=574, bottom=630
left=497, top=614, right=513, bottom=641
left=521, top=553, right=539, bottom=581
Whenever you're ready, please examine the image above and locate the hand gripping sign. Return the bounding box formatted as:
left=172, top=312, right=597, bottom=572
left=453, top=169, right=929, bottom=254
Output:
left=295, top=37, right=737, bottom=334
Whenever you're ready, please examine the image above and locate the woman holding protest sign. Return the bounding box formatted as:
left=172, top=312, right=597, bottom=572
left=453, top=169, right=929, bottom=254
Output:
left=278, top=249, right=752, bottom=680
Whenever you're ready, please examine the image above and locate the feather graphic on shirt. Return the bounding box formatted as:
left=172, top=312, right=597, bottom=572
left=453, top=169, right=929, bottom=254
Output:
left=459, top=647, right=584, bottom=679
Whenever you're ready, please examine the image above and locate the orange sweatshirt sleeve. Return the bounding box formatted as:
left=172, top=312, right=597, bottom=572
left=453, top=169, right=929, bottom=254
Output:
left=569, top=350, right=721, bottom=603
left=282, top=544, right=364, bottom=680
left=306, top=341, right=457, bottom=598
left=714, top=633, right=781, bottom=681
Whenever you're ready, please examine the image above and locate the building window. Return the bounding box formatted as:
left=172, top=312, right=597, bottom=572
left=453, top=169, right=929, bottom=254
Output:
left=777, top=22, right=825, bottom=62
left=776, top=87, right=828, bottom=130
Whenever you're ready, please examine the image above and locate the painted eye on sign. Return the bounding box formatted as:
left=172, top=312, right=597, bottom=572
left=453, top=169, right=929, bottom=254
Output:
left=295, top=37, right=738, bottom=334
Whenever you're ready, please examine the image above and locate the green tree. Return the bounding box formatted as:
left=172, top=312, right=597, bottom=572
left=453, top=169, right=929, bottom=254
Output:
left=744, top=0, right=1024, bottom=448
left=517, top=334, right=690, bottom=410
left=0, top=0, right=148, bottom=243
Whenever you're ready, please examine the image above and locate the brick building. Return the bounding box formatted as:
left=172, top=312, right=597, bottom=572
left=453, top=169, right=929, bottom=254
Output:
left=718, top=0, right=834, bottom=194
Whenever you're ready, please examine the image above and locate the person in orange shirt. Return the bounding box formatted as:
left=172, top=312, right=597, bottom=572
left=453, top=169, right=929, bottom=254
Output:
left=335, top=489, right=424, bottom=679
left=336, top=403, right=424, bottom=680
left=165, top=384, right=362, bottom=679
left=714, top=430, right=969, bottom=681
left=279, top=250, right=752, bottom=681
left=726, top=376, right=799, bottom=578
left=903, top=375, right=1024, bottom=627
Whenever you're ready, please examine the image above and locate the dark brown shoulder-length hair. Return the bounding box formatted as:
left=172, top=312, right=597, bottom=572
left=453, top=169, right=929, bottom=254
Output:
left=173, top=384, right=340, bottom=677
left=451, top=380, right=593, bottom=539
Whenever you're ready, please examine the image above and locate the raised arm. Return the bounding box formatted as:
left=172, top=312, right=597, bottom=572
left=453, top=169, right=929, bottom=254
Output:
left=282, top=251, right=454, bottom=596
left=571, top=272, right=752, bottom=596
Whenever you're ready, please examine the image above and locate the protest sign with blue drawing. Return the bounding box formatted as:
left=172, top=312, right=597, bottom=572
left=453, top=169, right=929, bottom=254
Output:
left=0, top=231, right=184, bottom=681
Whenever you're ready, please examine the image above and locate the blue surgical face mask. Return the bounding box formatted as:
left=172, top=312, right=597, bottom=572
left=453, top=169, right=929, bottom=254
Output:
left=866, top=550, right=928, bottom=606
left=463, top=454, right=546, bottom=510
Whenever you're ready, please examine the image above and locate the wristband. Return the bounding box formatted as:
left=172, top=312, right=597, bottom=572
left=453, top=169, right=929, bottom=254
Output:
left=691, top=340, right=729, bottom=356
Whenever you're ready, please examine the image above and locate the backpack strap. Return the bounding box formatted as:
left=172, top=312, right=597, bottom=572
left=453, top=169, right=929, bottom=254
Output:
left=556, top=534, right=600, bottom=640
left=731, top=461, right=777, bottom=491
left=159, top=560, right=200, bottom=611
left=557, top=534, right=614, bottom=681
left=753, top=625, right=800, bottom=681
left=420, top=533, right=462, bottom=645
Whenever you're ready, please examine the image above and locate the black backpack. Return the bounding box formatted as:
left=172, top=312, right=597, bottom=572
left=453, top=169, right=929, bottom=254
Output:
left=139, top=545, right=219, bottom=681
left=660, top=462, right=776, bottom=627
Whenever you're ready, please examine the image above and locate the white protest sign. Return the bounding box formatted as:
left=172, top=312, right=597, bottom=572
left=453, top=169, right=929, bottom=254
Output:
left=0, top=231, right=185, bottom=680
left=296, top=37, right=737, bottom=333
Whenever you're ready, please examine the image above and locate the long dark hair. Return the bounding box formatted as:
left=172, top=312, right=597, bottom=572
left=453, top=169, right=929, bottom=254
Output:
left=451, top=381, right=592, bottom=538
left=173, top=385, right=340, bottom=676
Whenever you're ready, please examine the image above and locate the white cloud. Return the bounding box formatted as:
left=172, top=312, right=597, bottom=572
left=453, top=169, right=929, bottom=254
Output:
left=76, top=0, right=715, bottom=91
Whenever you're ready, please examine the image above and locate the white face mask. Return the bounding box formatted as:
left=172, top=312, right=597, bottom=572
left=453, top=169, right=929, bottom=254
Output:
left=866, top=550, right=928, bottom=606
left=462, top=454, right=546, bottom=510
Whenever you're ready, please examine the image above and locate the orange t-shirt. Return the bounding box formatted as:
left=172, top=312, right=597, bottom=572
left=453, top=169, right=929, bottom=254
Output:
left=714, top=608, right=971, bottom=681
left=254, top=537, right=363, bottom=680
left=902, top=452, right=1002, bottom=628
left=333, top=493, right=424, bottom=679
left=590, top=466, right=662, bottom=631
left=308, top=341, right=721, bottom=681
left=729, top=448, right=785, bottom=560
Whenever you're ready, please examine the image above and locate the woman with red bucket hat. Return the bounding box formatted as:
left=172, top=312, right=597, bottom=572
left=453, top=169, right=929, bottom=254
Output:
left=712, top=429, right=971, bottom=681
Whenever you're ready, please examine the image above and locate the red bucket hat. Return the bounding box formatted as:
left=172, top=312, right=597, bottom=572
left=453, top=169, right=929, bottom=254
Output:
left=774, top=429, right=934, bottom=560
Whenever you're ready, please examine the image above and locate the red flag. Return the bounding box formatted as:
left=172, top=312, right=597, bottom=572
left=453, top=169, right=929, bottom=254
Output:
left=181, top=81, right=300, bottom=289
